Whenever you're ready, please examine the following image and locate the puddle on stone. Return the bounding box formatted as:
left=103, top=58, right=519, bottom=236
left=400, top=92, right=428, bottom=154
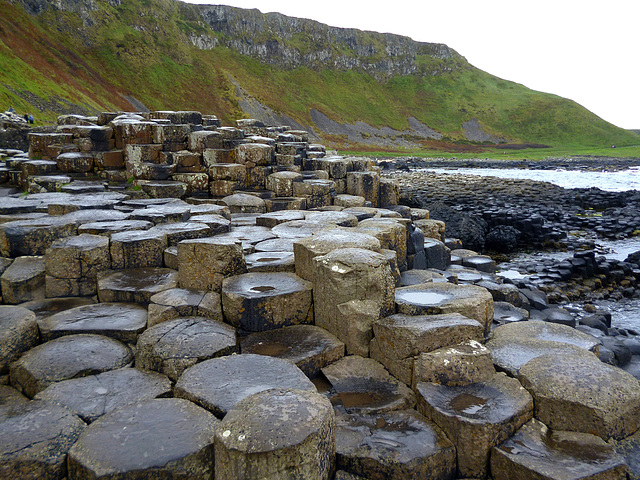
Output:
left=249, top=285, right=277, bottom=293
left=256, top=257, right=280, bottom=262
left=450, top=393, right=487, bottom=415
left=395, top=290, right=452, bottom=306
left=333, top=391, right=387, bottom=408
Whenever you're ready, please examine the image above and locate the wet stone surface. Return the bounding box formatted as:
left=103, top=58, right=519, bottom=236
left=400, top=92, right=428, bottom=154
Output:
left=215, top=388, right=335, bottom=480
left=417, top=373, right=534, bottom=479
left=222, top=271, right=313, bottom=333
left=518, top=352, right=640, bottom=440
left=38, top=302, right=147, bottom=343
left=34, top=367, right=172, bottom=423
left=10, top=334, right=133, bottom=398
left=491, top=418, right=628, bottom=480
left=240, top=324, right=345, bottom=378
left=136, top=316, right=237, bottom=381
left=322, top=355, right=416, bottom=414
left=335, top=409, right=456, bottom=480
left=97, top=267, right=179, bottom=305
left=174, top=353, right=315, bottom=418
left=245, top=251, right=295, bottom=272
left=147, top=287, right=223, bottom=327
left=0, top=400, right=86, bottom=480
left=68, top=398, right=218, bottom=479
left=0, top=305, right=38, bottom=374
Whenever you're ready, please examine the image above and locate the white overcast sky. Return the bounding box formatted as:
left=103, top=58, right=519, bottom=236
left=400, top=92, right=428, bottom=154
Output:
left=183, top=0, right=639, bottom=129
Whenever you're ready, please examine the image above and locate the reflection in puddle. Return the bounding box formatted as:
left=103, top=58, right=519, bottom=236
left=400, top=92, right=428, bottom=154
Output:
left=396, top=291, right=451, bottom=306
left=450, top=393, right=487, bottom=415
left=249, top=285, right=277, bottom=293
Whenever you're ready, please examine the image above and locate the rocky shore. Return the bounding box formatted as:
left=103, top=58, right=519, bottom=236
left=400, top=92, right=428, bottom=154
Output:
left=1, top=113, right=640, bottom=479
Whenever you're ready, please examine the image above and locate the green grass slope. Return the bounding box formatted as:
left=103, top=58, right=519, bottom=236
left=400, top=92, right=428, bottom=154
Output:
left=1, top=0, right=637, bottom=152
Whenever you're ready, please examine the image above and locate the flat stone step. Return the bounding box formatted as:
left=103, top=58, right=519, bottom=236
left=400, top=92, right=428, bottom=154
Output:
left=0, top=216, right=78, bottom=256
left=38, top=302, right=147, bottom=343
left=68, top=398, right=218, bottom=479
left=136, top=317, right=237, bottom=381
left=321, top=355, right=415, bottom=415
left=491, top=418, right=628, bottom=480
left=140, top=180, right=187, bottom=199
left=147, top=287, right=222, bottom=327
left=0, top=400, right=85, bottom=479
left=245, top=251, right=295, bottom=272
left=370, top=313, right=484, bottom=386
left=486, top=320, right=600, bottom=375
left=0, top=306, right=38, bottom=376
left=34, top=367, right=171, bottom=423
left=518, top=352, right=640, bottom=440
left=189, top=213, right=231, bottom=234
left=335, top=410, right=456, bottom=479
left=174, top=353, right=315, bottom=418
left=215, top=388, right=335, bottom=480
left=10, top=333, right=133, bottom=398
left=394, top=282, right=494, bottom=334
left=77, top=219, right=153, bottom=235
left=240, top=324, right=345, bottom=378
left=416, top=373, right=533, bottom=479
left=0, top=255, right=45, bottom=304
left=221, top=271, right=313, bottom=333
left=97, top=267, right=178, bottom=305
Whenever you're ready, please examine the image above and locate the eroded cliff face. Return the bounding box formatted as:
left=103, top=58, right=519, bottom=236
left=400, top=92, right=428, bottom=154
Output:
left=193, top=5, right=462, bottom=78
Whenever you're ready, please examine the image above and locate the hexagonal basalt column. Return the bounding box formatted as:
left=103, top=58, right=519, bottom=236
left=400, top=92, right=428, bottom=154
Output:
left=136, top=316, right=237, bottom=381
left=45, top=233, right=111, bottom=298
left=222, top=272, right=313, bottom=333
left=395, top=282, right=494, bottom=334
left=174, top=353, right=315, bottom=418
left=215, top=388, right=335, bottom=480
left=110, top=229, right=168, bottom=270
left=347, top=171, right=380, bottom=207
left=313, top=248, right=395, bottom=356
left=240, top=324, right=345, bottom=378
left=335, top=410, right=455, bottom=479
left=10, top=334, right=133, bottom=398
left=265, top=171, right=303, bottom=197
left=178, top=237, right=247, bottom=292
left=491, top=419, right=628, bottom=480
left=417, top=373, right=533, bottom=479
left=68, top=399, right=218, bottom=480
left=147, top=287, right=223, bottom=327
left=293, top=229, right=381, bottom=282
left=518, top=352, right=640, bottom=440
left=369, top=313, right=485, bottom=386
left=0, top=306, right=38, bottom=376
left=0, top=400, right=85, bottom=480
left=97, top=267, right=178, bottom=305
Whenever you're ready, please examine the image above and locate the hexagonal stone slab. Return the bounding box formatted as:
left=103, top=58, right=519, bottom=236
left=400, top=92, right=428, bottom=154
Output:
left=518, top=352, right=640, bottom=440
left=77, top=219, right=153, bottom=236
left=245, top=251, right=295, bottom=273
left=395, top=282, right=494, bottom=333
left=0, top=255, right=45, bottom=304
left=68, top=398, right=218, bottom=479
left=335, top=410, right=455, bottom=480
left=34, top=367, right=171, bottom=423
left=38, top=302, right=148, bottom=343
left=417, top=373, right=533, bottom=479
left=0, top=306, right=38, bottom=375
left=147, top=287, right=222, bottom=327
left=222, top=272, right=313, bottom=333
left=97, top=267, right=178, bottom=305
left=174, top=353, right=315, bottom=418
left=240, top=325, right=345, bottom=378
left=370, top=313, right=484, bottom=386
left=0, top=400, right=85, bottom=480
left=215, top=388, right=335, bottom=480
left=10, top=334, right=133, bottom=398
left=491, top=419, right=628, bottom=480
left=486, top=320, right=601, bottom=376
left=136, top=317, right=237, bottom=381
left=322, top=355, right=416, bottom=414
left=0, top=216, right=78, bottom=257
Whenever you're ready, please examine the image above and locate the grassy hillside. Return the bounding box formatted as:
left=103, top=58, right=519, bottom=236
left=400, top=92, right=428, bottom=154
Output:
left=1, top=0, right=637, bottom=152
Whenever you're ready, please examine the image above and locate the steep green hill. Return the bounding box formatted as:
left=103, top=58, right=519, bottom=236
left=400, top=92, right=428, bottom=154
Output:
left=1, top=0, right=637, bottom=151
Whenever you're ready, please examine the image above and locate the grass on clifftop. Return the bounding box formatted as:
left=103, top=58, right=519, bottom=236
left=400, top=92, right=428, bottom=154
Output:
left=0, top=0, right=637, bottom=152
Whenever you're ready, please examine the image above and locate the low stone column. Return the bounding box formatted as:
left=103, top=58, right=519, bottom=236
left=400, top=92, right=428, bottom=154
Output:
left=178, top=237, right=246, bottom=292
